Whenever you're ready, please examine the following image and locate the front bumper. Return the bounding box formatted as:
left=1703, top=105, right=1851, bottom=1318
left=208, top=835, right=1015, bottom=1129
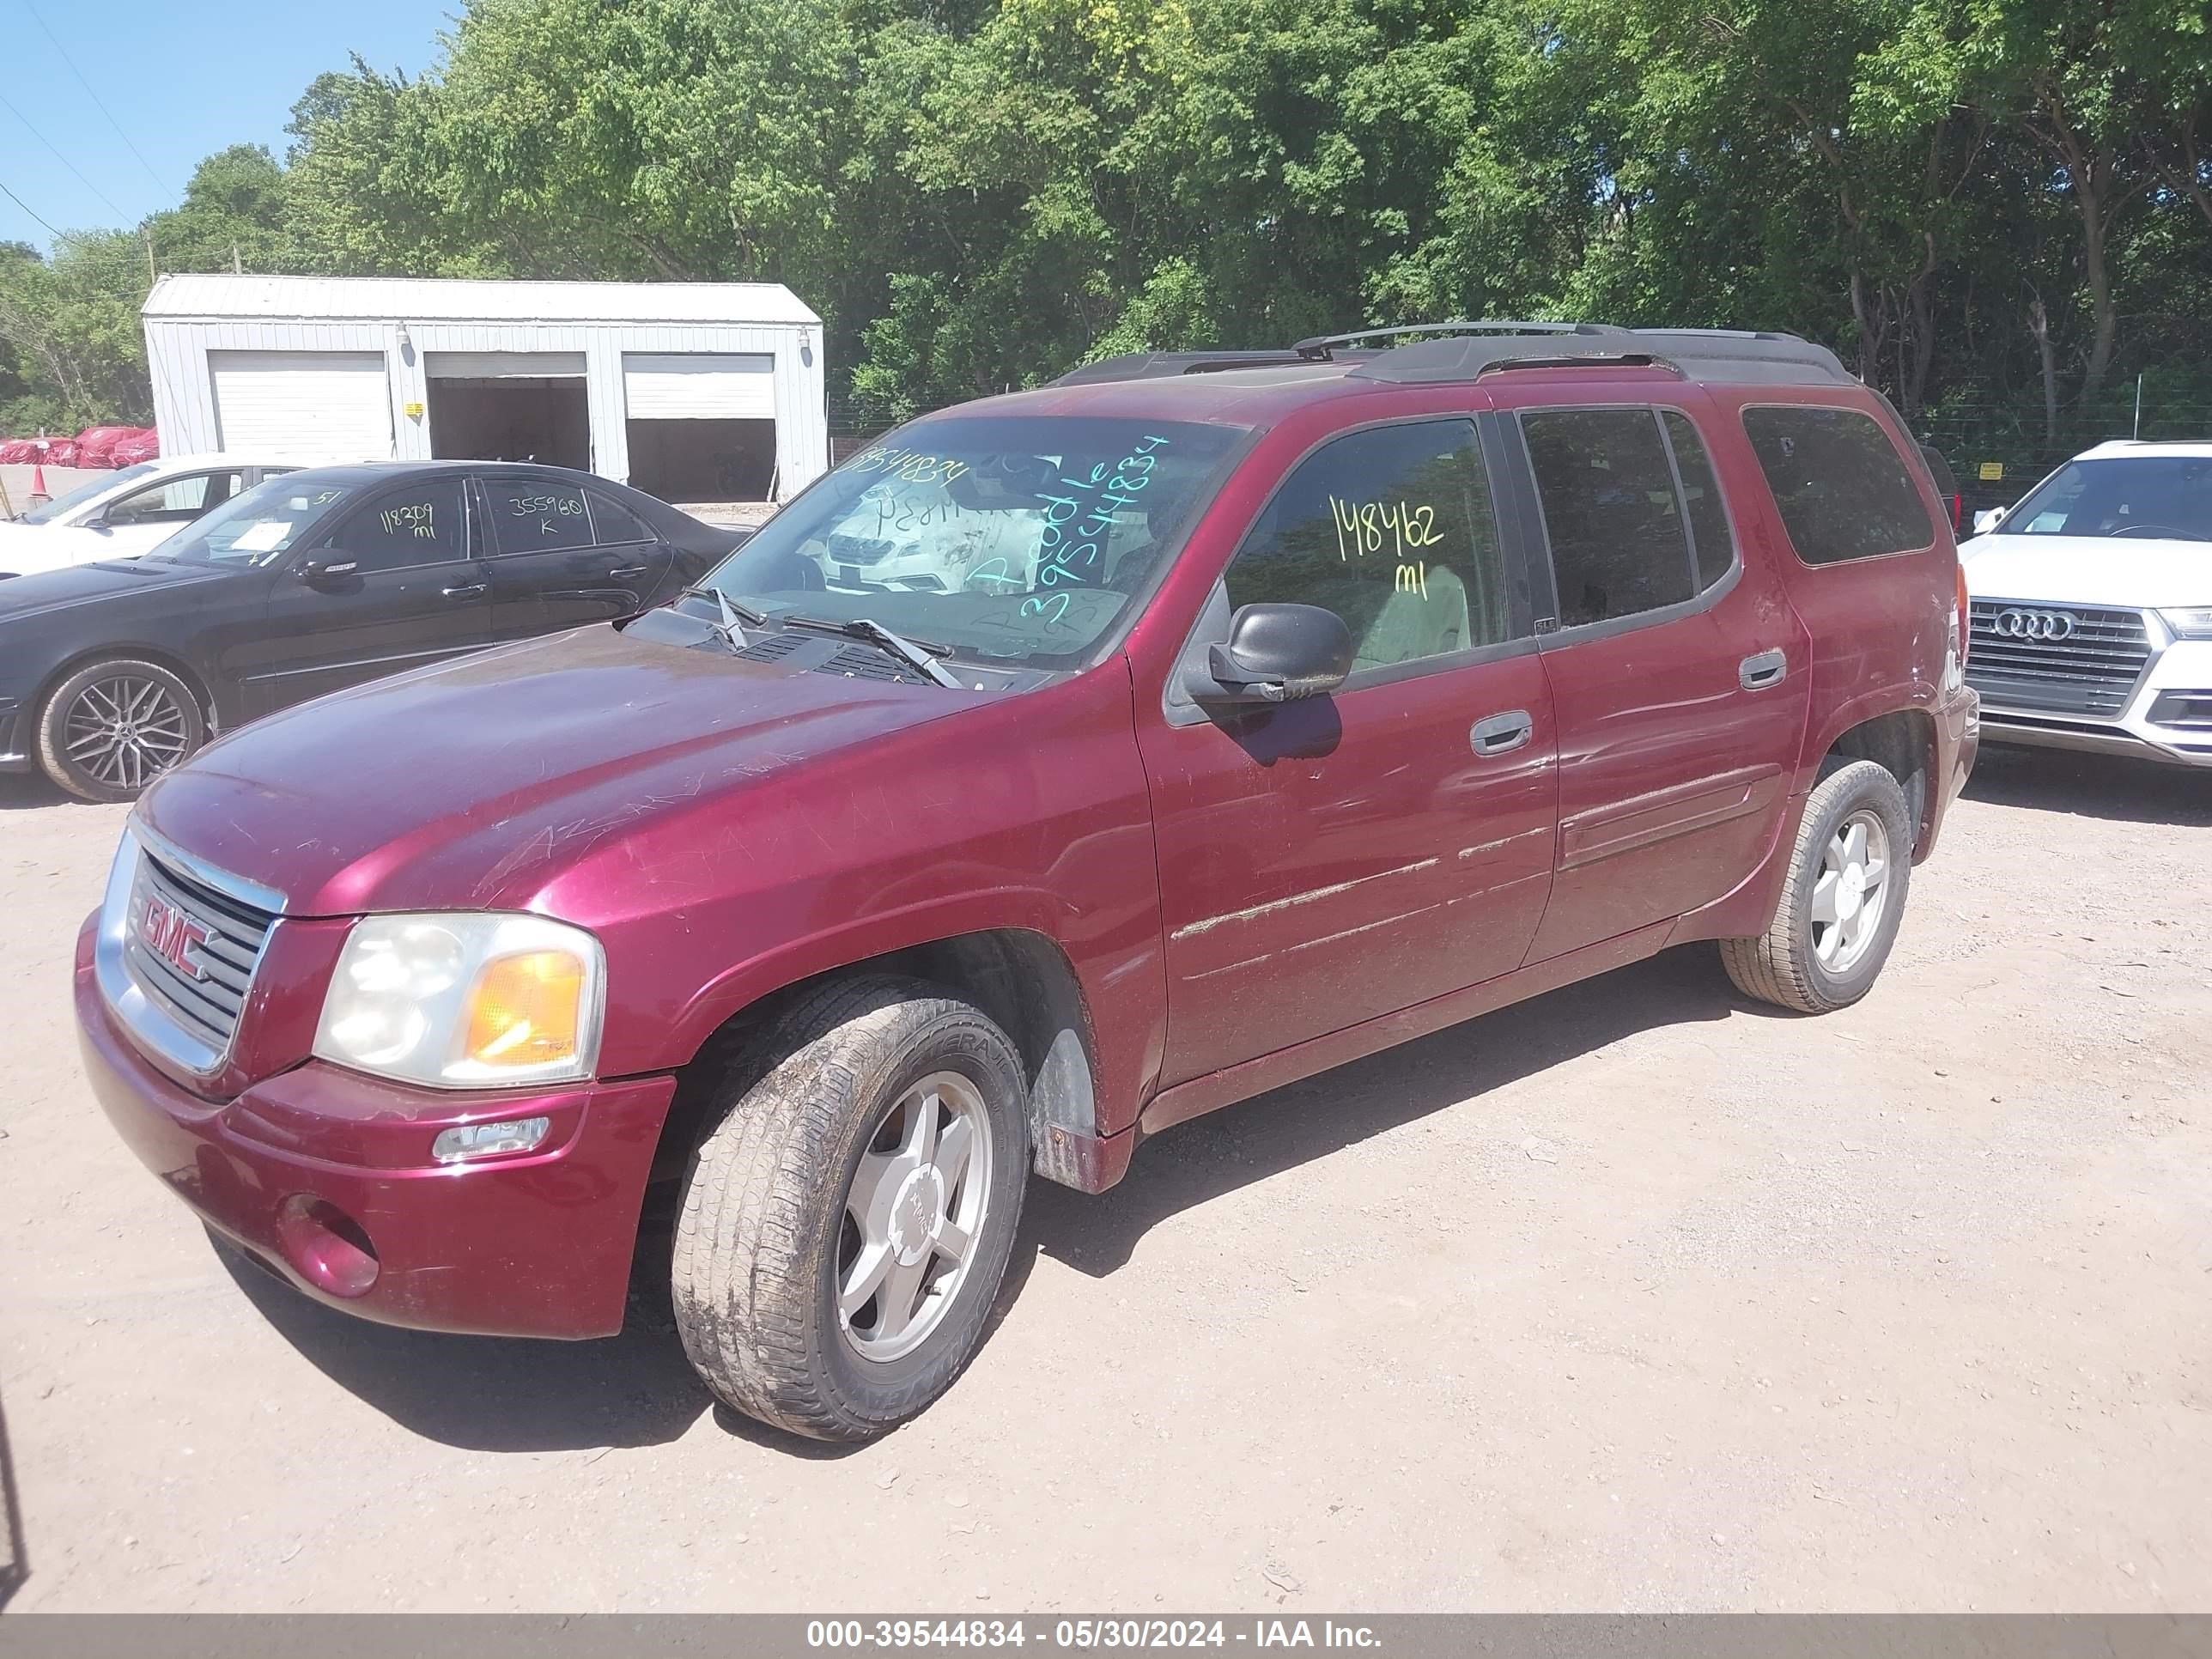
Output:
left=0, top=694, right=27, bottom=771
left=1971, top=626, right=2212, bottom=769
left=76, top=916, right=676, bottom=1339
left=1976, top=713, right=2212, bottom=768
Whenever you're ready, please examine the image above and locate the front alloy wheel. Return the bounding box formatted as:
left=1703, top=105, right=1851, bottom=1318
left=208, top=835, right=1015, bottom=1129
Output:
left=837, top=1071, right=995, bottom=1362
left=672, top=977, right=1031, bottom=1441
left=36, top=658, right=207, bottom=804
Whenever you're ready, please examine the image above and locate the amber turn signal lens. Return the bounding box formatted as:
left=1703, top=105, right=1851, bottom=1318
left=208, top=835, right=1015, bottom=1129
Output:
left=463, top=950, right=586, bottom=1069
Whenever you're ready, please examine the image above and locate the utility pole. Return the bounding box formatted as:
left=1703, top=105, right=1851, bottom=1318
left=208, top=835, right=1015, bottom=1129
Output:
left=2133, top=372, right=2144, bottom=440
left=142, top=227, right=154, bottom=286
left=231, top=241, right=242, bottom=274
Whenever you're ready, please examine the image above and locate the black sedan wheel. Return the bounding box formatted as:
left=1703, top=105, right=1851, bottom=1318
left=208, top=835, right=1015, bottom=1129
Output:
left=36, top=659, right=207, bottom=804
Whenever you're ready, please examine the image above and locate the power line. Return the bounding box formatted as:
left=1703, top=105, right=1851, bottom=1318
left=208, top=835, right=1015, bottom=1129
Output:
left=0, top=86, right=131, bottom=222
left=0, top=176, right=61, bottom=239
left=16, top=0, right=171, bottom=196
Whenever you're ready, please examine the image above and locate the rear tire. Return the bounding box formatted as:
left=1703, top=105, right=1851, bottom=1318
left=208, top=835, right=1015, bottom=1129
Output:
left=1720, top=759, right=1913, bottom=1014
left=36, top=657, right=206, bottom=804
left=672, top=975, right=1030, bottom=1442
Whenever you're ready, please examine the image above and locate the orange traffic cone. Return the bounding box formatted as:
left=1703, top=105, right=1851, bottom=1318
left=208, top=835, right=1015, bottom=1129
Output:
left=27, top=458, right=47, bottom=506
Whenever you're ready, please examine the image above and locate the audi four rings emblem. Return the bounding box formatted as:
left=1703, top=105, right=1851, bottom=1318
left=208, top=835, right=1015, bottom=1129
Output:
left=1992, top=608, right=2077, bottom=641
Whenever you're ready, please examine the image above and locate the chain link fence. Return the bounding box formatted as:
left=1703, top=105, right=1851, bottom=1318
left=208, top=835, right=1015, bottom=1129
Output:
left=1910, top=386, right=2212, bottom=520
left=827, top=401, right=896, bottom=467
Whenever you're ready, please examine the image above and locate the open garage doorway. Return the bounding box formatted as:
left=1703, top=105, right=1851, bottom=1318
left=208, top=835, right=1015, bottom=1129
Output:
left=626, top=418, right=777, bottom=502
left=623, top=353, right=779, bottom=502
left=426, top=352, right=590, bottom=470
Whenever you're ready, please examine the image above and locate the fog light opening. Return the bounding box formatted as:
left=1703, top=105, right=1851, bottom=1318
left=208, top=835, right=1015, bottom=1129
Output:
left=431, top=1115, right=552, bottom=1165
left=276, top=1195, right=380, bottom=1299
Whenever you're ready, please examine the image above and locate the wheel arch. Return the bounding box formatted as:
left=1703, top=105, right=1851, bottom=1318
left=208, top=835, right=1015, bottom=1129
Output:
left=1818, top=705, right=1936, bottom=858
left=648, top=926, right=1109, bottom=1197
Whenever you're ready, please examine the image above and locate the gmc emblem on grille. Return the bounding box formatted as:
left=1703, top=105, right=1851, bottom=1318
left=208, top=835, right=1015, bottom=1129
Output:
left=1992, top=607, right=2077, bottom=641
left=140, top=895, right=211, bottom=981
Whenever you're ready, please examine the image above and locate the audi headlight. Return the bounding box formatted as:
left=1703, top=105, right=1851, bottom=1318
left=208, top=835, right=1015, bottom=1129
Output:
left=313, top=913, right=605, bottom=1088
left=2160, top=608, right=2212, bottom=640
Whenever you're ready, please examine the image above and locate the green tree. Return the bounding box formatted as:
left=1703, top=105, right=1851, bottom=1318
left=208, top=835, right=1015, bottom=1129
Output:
left=0, top=232, right=151, bottom=427
left=142, top=144, right=310, bottom=276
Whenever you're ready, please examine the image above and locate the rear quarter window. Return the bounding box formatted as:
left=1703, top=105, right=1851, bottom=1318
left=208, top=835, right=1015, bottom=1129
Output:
left=1742, top=406, right=1935, bottom=566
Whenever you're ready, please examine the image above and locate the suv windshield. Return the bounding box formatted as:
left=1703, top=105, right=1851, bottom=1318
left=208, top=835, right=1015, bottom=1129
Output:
left=1999, top=456, right=2212, bottom=543
left=18, top=462, right=160, bottom=525
left=146, top=477, right=357, bottom=566
left=695, top=415, right=1245, bottom=666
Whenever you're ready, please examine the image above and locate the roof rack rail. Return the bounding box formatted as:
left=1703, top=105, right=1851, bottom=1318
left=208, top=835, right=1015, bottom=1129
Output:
left=1291, top=319, right=1629, bottom=361
left=1347, top=325, right=1854, bottom=387
left=1048, top=349, right=1326, bottom=386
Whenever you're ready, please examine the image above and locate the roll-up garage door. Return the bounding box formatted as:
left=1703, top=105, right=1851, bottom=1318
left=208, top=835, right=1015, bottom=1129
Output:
left=211, top=350, right=392, bottom=461
left=622, top=353, right=775, bottom=419
left=425, top=351, right=586, bottom=380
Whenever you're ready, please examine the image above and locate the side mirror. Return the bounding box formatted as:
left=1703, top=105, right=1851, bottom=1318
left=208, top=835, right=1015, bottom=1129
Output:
left=1972, top=507, right=2004, bottom=536
left=295, top=554, right=360, bottom=588
left=1186, top=602, right=1353, bottom=707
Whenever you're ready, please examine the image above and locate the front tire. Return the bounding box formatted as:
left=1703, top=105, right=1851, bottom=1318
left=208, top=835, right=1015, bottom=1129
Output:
left=672, top=976, right=1031, bottom=1442
left=36, top=658, right=207, bottom=804
left=1720, top=758, right=1913, bottom=1014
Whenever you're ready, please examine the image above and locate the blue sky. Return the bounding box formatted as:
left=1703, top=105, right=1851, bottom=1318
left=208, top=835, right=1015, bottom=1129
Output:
left=0, top=0, right=459, bottom=251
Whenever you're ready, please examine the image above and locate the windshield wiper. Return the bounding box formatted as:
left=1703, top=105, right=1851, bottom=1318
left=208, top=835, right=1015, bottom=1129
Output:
left=781, top=614, right=964, bottom=689
left=678, top=583, right=767, bottom=652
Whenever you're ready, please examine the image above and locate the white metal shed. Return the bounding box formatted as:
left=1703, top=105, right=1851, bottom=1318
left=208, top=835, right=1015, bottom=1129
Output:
left=142, top=274, right=828, bottom=502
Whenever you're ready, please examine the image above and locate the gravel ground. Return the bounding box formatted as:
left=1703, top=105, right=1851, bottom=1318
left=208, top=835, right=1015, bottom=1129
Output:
left=2, top=744, right=2208, bottom=1613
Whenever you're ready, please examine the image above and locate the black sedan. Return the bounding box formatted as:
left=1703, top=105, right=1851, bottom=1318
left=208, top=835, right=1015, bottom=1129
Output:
left=0, top=461, right=750, bottom=802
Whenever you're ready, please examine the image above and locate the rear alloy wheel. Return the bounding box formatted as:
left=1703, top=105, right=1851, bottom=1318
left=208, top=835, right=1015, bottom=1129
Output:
left=1720, top=758, right=1914, bottom=1014
left=672, top=976, right=1030, bottom=1442
left=36, top=659, right=207, bottom=804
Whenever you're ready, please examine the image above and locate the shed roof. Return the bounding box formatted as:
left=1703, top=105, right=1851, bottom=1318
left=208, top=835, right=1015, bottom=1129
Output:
left=142, top=273, right=820, bottom=327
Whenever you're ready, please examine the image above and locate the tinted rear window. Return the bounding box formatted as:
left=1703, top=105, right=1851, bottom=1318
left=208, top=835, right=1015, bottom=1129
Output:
left=1742, top=407, right=1935, bottom=565
left=1522, top=408, right=1694, bottom=627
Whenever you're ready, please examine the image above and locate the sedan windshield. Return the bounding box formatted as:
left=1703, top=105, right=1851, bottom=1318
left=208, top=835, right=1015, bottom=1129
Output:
left=17, top=463, right=160, bottom=526
left=2000, top=456, right=2212, bottom=542
left=146, top=477, right=357, bottom=566
left=696, top=415, right=1245, bottom=667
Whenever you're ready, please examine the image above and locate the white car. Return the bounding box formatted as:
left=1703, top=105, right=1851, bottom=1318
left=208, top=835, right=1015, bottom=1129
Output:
left=1960, top=441, right=2212, bottom=767
left=0, top=454, right=303, bottom=579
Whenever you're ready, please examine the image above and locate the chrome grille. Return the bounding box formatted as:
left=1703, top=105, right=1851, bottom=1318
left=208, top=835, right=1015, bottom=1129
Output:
left=123, top=851, right=276, bottom=1058
left=1966, top=601, right=2150, bottom=718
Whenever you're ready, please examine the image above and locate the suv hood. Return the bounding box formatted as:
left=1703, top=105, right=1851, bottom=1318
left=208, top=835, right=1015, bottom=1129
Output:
left=137, top=625, right=969, bottom=916
left=1961, top=532, right=2209, bottom=609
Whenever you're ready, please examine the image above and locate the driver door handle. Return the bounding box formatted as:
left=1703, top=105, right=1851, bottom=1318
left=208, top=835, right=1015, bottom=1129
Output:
left=605, top=564, right=649, bottom=579
left=441, top=581, right=489, bottom=600
left=1470, top=709, right=1534, bottom=757
left=1739, top=647, right=1788, bottom=690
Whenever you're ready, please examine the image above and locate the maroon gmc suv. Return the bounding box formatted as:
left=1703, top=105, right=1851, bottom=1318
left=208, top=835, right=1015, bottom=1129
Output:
left=76, top=323, right=1980, bottom=1440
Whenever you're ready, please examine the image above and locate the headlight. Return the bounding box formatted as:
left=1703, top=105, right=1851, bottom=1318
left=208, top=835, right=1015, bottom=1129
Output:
left=2160, top=608, right=2212, bottom=640
left=313, top=913, right=605, bottom=1088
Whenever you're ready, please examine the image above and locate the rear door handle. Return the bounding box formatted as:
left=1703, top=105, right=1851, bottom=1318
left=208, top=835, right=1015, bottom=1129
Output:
left=1470, top=709, right=1534, bottom=757
left=606, top=564, right=649, bottom=579
left=441, top=581, right=489, bottom=599
left=1739, top=647, right=1787, bottom=690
